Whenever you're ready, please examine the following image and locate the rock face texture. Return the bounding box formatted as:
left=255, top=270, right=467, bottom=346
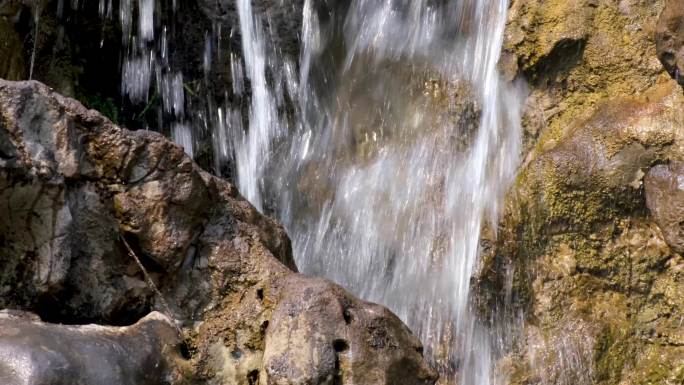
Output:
left=480, top=1, right=684, bottom=384
left=645, top=161, right=684, bottom=255
left=0, top=79, right=437, bottom=385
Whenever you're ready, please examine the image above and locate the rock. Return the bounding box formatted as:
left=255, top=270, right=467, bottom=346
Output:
left=473, top=1, right=684, bottom=384
left=0, top=311, right=186, bottom=385
left=503, top=0, right=667, bottom=153
left=473, top=76, right=684, bottom=384
left=655, top=0, right=684, bottom=86
left=645, top=162, right=684, bottom=254
left=0, top=79, right=436, bottom=385
left=261, top=276, right=436, bottom=385
left=504, top=0, right=595, bottom=77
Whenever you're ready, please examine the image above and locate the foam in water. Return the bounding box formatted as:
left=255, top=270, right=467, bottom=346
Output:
left=233, top=0, right=525, bottom=383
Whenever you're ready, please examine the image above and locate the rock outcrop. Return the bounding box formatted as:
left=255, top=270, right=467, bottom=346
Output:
left=0, top=79, right=437, bottom=385
left=479, top=0, right=684, bottom=384
left=0, top=310, right=185, bottom=385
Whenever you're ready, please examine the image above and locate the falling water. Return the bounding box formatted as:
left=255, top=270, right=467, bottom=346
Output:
left=233, top=0, right=524, bottom=383
left=117, top=0, right=194, bottom=155
left=232, top=0, right=285, bottom=211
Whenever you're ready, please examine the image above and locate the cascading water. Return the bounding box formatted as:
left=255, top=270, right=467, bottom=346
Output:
left=233, top=0, right=524, bottom=383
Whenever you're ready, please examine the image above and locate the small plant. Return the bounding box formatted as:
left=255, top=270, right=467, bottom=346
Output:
left=77, top=92, right=120, bottom=124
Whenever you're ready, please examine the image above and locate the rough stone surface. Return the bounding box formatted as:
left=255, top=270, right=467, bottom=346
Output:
left=261, top=276, right=435, bottom=385
left=645, top=161, right=684, bottom=254
left=479, top=80, right=684, bottom=385
left=0, top=311, right=186, bottom=385
left=656, top=0, right=684, bottom=86
left=0, top=79, right=437, bottom=385
left=503, top=0, right=666, bottom=153
left=475, top=1, right=684, bottom=383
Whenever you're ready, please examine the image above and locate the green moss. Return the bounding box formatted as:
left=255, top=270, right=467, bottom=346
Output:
left=0, top=20, right=26, bottom=81
left=76, top=92, right=121, bottom=124
left=593, top=327, right=631, bottom=384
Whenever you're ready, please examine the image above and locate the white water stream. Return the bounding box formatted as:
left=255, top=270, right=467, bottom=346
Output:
left=233, top=0, right=524, bottom=383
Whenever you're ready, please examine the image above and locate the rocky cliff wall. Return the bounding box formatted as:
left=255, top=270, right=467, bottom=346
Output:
left=477, top=1, right=684, bottom=383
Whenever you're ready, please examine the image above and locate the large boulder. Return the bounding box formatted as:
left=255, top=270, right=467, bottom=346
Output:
left=261, top=276, right=434, bottom=385
left=0, top=79, right=437, bottom=385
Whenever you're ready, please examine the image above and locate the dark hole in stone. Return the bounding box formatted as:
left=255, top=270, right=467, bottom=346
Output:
left=342, top=309, right=352, bottom=324
left=105, top=297, right=152, bottom=326
left=661, top=52, right=677, bottom=73
left=260, top=320, right=269, bottom=336
left=35, top=287, right=152, bottom=327
left=256, top=288, right=264, bottom=301
left=247, top=369, right=259, bottom=385
left=527, top=38, right=586, bottom=86
left=334, top=352, right=343, bottom=385
left=231, top=348, right=243, bottom=359
left=0, top=147, right=14, bottom=160
left=416, top=346, right=424, bottom=355
left=179, top=341, right=192, bottom=360
left=333, top=339, right=349, bottom=353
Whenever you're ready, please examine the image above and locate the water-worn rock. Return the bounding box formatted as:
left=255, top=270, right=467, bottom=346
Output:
left=645, top=161, right=684, bottom=254
left=503, top=0, right=666, bottom=153
left=656, top=0, right=684, bottom=86
left=0, top=79, right=437, bottom=385
left=0, top=311, right=185, bottom=385
left=262, top=276, right=435, bottom=385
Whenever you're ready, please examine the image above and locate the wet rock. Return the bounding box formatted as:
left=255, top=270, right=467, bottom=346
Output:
left=503, top=0, right=666, bottom=153
left=475, top=79, right=684, bottom=385
left=262, top=276, right=437, bottom=385
left=645, top=161, right=684, bottom=254
left=0, top=311, right=186, bottom=385
left=477, top=1, right=684, bottom=384
left=0, top=79, right=437, bottom=385
left=504, top=0, right=595, bottom=77
left=655, top=0, right=684, bottom=86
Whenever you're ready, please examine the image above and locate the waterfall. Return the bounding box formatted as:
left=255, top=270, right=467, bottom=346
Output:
left=234, top=0, right=524, bottom=383
left=57, top=0, right=525, bottom=381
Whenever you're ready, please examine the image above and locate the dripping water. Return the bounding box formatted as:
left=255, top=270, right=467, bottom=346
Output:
left=28, top=3, right=42, bottom=80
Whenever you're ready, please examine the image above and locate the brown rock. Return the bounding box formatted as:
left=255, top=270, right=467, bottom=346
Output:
left=645, top=161, right=684, bottom=254
left=262, top=275, right=436, bottom=385
left=476, top=80, right=684, bottom=385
